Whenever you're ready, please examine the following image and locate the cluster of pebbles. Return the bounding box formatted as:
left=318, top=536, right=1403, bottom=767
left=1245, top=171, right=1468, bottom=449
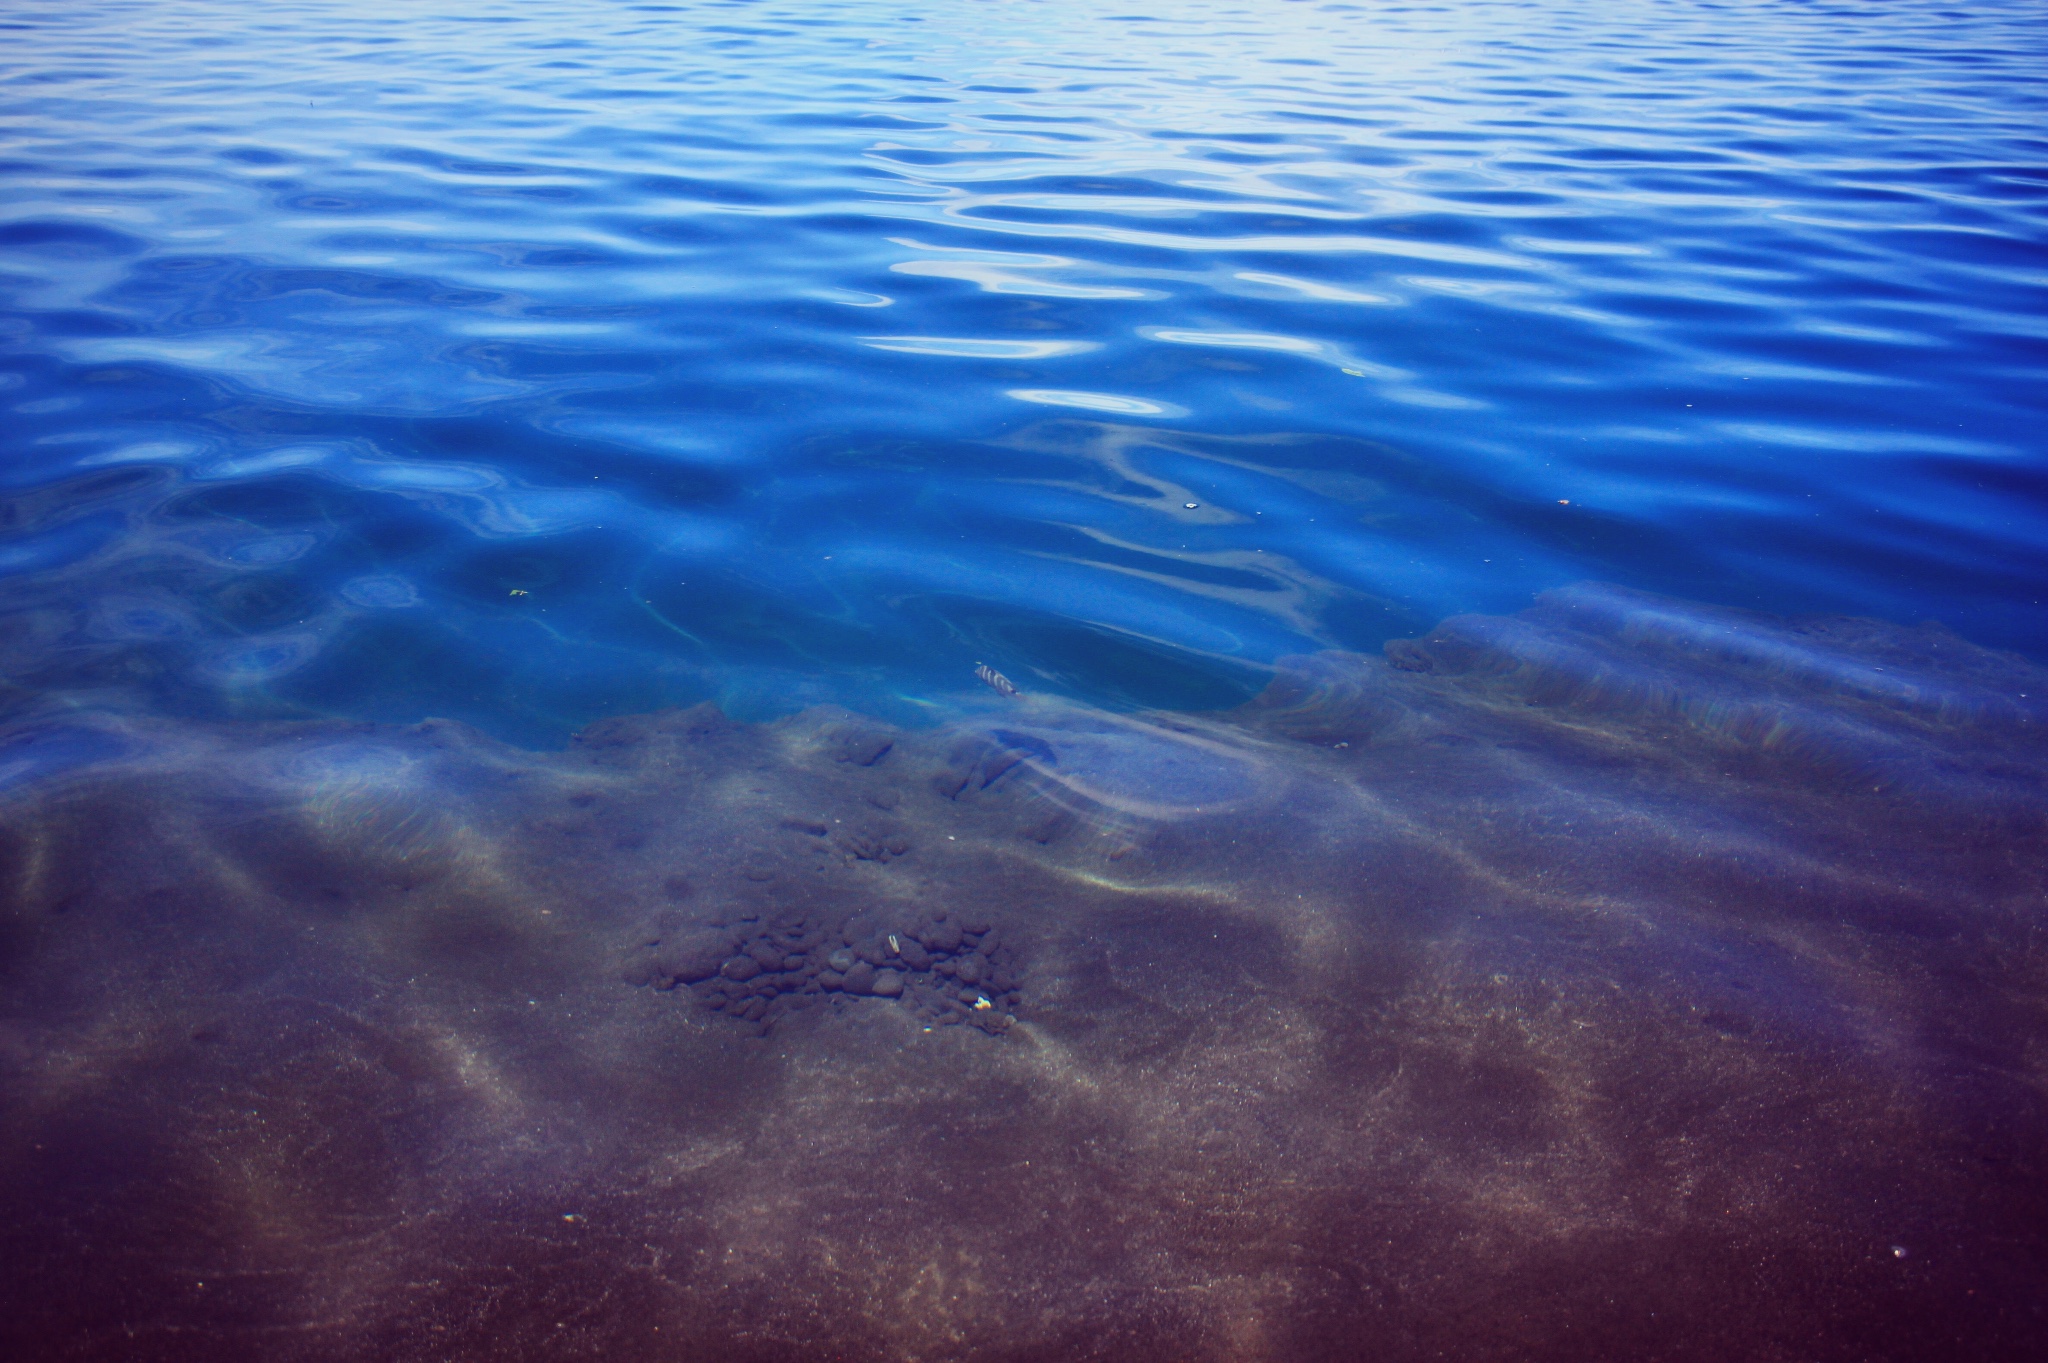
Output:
left=623, top=908, right=1024, bottom=1038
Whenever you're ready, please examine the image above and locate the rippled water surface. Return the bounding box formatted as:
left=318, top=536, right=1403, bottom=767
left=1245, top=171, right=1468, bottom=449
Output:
left=3, top=0, right=2043, bottom=736
left=6, top=5, right=2048, bottom=1361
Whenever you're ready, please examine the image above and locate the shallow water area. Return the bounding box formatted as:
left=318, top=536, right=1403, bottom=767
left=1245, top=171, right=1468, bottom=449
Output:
left=6, top=588, right=2048, bottom=1360
left=2, top=0, right=2047, bottom=1359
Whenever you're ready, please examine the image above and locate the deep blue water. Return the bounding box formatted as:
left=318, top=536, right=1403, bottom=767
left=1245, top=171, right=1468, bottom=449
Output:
left=2, top=0, right=2044, bottom=742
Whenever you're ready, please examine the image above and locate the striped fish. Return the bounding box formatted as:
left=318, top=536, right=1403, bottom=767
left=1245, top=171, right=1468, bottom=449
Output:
left=974, top=661, right=1019, bottom=698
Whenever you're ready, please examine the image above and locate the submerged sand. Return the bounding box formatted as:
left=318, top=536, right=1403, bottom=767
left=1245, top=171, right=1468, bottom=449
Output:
left=2, top=584, right=2044, bottom=1361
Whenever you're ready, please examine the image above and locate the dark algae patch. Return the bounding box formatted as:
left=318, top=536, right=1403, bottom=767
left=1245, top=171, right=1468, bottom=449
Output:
left=1, top=588, right=2044, bottom=1361
left=625, top=904, right=1024, bottom=1037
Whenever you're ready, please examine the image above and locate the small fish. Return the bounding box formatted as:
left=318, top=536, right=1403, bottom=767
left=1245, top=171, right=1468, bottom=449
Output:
left=974, top=661, right=1019, bottom=698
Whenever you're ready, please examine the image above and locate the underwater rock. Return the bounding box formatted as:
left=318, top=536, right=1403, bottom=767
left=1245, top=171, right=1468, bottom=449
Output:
left=615, top=889, right=1039, bottom=1038
left=620, top=926, right=731, bottom=987
left=830, top=724, right=896, bottom=767
left=832, top=824, right=910, bottom=862
left=915, top=916, right=962, bottom=953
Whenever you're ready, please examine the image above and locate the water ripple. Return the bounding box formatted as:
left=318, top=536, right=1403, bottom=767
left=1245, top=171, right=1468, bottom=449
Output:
left=0, top=0, right=2043, bottom=738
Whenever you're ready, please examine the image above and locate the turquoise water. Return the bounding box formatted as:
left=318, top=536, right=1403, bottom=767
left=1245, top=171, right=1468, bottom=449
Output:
left=4, top=3, right=2047, bottom=1359
left=2, top=0, right=2043, bottom=739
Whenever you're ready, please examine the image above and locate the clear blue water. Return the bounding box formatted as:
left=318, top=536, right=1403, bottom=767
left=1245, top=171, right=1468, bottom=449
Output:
left=3, top=0, right=2044, bottom=742
left=9, top=5, right=2048, bottom=1358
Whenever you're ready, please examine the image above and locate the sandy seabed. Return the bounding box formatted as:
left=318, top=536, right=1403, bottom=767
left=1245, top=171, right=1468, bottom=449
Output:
left=2, top=584, right=2044, bottom=1361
